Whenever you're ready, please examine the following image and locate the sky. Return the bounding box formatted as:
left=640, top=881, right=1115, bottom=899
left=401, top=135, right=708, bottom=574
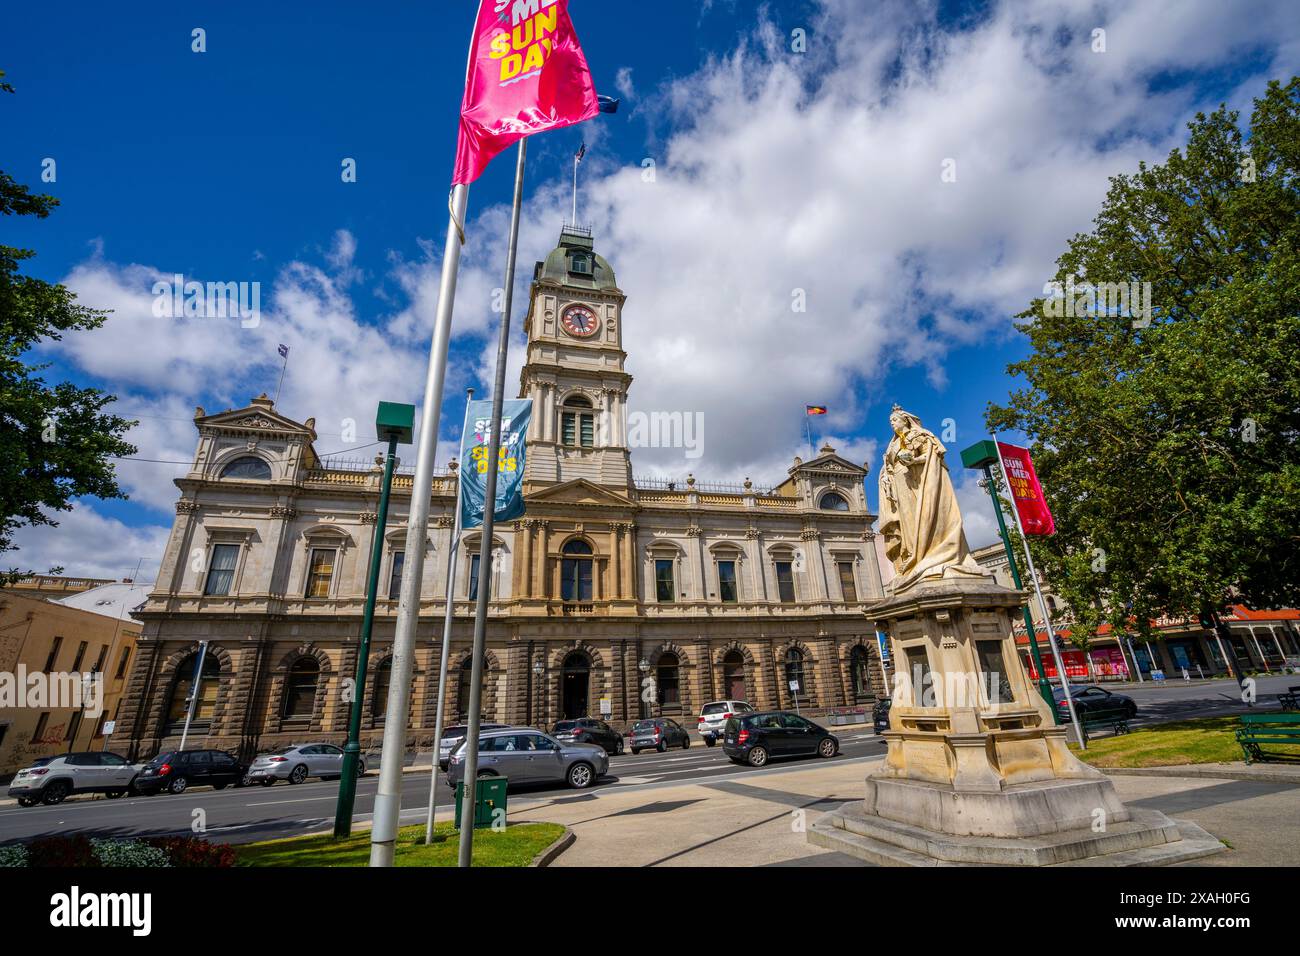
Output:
left=4, top=0, right=1298, bottom=582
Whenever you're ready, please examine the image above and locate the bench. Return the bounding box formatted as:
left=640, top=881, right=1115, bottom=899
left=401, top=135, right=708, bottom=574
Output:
left=1277, top=686, right=1300, bottom=711
left=1236, top=712, right=1300, bottom=764
left=1079, top=710, right=1131, bottom=742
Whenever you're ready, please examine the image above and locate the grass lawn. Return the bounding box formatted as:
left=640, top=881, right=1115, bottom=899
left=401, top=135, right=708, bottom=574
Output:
left=1070, top=716, right=1243, bottom=768
left=237, top=822, right=565, bottom=867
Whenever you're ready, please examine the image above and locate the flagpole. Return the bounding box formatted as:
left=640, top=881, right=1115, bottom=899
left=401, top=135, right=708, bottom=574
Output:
left=425, top=387, right=473, bottom=844
left=571, top=150, right=579, bottom=225
left=992, top=435, right=1085, bottom=747
left=274, top=350, right=289, bottom=405
left=369, top=182, right=470, bottom=868
left=458, top=138, right=526, bottom=868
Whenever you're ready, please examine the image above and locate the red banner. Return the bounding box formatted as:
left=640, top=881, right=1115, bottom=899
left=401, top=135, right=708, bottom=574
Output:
left=453, top=0, right=599, bottom=185
left=996, top=441, right=1056, bottom=536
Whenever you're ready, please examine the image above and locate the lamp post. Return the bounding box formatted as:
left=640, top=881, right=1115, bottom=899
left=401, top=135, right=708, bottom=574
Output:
left=334, top=401, right=414, bottom=838
left=960, top=440, right=1056, bottom=716
left=530, top=658, right=544, bottom=726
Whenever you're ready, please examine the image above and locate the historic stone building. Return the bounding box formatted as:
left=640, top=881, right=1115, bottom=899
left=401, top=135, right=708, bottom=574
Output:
left=117, top=226, right=888, bottom=759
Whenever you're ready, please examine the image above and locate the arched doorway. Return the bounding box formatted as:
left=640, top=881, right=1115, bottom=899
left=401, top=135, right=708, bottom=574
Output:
left=850, top=646, right=872, bottom=701
left=561, top=652, right=591, bottom=718
left=722, top=650, right=746, bottom=701
left=371, top=658, right=392, bottom=722
left=784, top=648, right=807, bottom=707
left=656, top=652, right=681, bottom=714
left=164, top=651, right=220, bottom=733
left=456, top=656, right=488, bottom=722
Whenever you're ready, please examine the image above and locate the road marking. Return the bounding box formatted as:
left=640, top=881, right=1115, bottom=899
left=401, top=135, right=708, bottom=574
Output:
left=245, top=797, right=330, bottom=807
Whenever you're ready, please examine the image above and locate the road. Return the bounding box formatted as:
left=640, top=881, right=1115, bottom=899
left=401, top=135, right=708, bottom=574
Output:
left=1, top=676, right=1291, bottom=848
left=0, top=730, right=890, bottom=846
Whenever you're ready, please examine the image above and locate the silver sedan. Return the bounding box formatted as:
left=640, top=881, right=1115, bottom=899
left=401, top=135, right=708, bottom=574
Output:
left=245, top=743, right=365, bottom=786
left=446, top=728, right=608, bottom=790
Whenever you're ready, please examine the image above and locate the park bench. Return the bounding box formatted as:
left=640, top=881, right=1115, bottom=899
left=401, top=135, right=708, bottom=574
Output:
left=1277, top=686, right=1300, bottom=710
left=1079, top=708, right=1131, bottom=742
left=1235, top=712, right=1300, bottom=764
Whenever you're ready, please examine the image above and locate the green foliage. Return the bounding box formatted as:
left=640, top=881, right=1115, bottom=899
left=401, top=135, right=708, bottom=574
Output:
left=988, top=78, right=1300, bottom=640
left=0, top=844, right=29, bottom=867
left=0, top=72, right=137, bottom=567
left=91, top=838, right=172, bottom=867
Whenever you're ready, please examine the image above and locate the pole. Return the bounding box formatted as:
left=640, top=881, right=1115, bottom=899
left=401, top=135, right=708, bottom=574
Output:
left=274, top=350, right=289, bottom=404
left=458, top=140, right=527, bottom=868
left=992, top=439, right=1084, bottom=747
left=1121, top=633, right=1143, bottom=683
left=369, top=183, right=470, bottom=867
left=571, top=150, right=579, bottom=225
left=334, top=433, right=399, bottom=837
left=979, top=463, right=1055, bottom=715
left=178, top=640, right=208, bottom=752
left=425, top=388, right=474, bottom=844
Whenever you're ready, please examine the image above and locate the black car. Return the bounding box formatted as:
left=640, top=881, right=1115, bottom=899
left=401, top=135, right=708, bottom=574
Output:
left=552, top=718, right=625, bottom=755
left=1052, top=684, right=1138, bottom=722
left=722, top=711, right=839, bottom=767
left=872, top=697, right=892, bottom=734
left=132, top=749, right=249, bottom=795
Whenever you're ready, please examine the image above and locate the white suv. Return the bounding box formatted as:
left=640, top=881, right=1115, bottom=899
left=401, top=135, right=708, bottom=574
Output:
left=7, top=752, right=140, bottom=807
left=698, top=700, right=754, bottom=746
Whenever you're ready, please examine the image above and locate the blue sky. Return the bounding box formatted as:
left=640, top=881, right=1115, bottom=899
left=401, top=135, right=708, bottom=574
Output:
left=4, top=0, right=1297, bottom=579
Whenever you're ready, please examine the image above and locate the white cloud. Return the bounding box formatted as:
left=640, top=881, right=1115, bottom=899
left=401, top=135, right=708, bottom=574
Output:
left=8, top=504, right=171, bottom=583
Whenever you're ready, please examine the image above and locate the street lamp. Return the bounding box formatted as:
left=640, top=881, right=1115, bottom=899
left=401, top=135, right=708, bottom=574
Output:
left=334, top=401, right=414, bottom=838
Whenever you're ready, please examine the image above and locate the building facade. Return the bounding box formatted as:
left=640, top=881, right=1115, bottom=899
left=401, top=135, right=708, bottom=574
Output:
left=0, top=583, right=145, bottom=777
left=971, top=542, right=1300, bottom=680
left=117, top=226, right=888, bottom=760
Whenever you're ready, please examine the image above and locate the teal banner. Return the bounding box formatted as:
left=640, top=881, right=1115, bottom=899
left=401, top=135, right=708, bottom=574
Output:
left=459, top=399, right=533, bottom=529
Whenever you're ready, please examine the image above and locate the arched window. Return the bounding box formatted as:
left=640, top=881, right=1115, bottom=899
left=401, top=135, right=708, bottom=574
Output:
left=819, top=491, right=849, bottom=511
left=784, top=648, right=806, bottom=706
left=457, top=656, right=488, bottom=722
left=561, top=539, right=593, bottom=602
left=850, top=646, right=872, bottom=700
left=220, top=456, right=272, bottom=480
left=372, top=658, right=392, bottom=720
left=282, top=657, right=319, bottom=722
left=165, top=652, right=219, bottom=729
left=561, top=395, right=595, bottom=448
left=656, top=652, right=680, bottom=712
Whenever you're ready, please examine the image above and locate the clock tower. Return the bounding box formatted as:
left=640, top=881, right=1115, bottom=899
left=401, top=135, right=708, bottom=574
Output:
left=518, top=224, right=633, bottom=492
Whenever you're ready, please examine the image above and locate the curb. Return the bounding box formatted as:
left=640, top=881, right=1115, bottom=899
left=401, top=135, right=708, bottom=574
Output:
left=1101, top=764, right=1300, bottom=785
left=530, top=826, right=575, bottom=867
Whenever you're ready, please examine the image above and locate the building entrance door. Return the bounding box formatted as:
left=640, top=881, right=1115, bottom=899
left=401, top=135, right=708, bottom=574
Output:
left=562, top=653, right=590, bottom=718
left=723, top=650, right=746, bottom=701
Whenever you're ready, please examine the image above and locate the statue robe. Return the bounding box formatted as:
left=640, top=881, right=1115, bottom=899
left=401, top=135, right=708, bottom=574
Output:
left=878, top=426, right=980, bottom=589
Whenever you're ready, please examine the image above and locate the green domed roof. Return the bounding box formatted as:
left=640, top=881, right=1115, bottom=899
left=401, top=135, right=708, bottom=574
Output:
left=533, top=225, right=619, bottom=292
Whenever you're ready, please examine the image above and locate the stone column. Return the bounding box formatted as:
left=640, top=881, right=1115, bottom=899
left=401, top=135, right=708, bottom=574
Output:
left=519, top=519, right=534, bottom=599
left=609, top=524, right=621, bottom=600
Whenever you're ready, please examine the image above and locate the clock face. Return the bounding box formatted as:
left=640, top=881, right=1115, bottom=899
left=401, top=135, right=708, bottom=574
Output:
left=560, top=304, right=600, bottom=339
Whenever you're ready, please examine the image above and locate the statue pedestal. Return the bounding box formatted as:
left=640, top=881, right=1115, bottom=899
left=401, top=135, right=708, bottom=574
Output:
left=807, top=575, right=1223, bottom=865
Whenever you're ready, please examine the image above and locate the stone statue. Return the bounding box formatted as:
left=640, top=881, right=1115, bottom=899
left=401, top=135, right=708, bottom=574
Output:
left=878, top=406, right=982, bottom=591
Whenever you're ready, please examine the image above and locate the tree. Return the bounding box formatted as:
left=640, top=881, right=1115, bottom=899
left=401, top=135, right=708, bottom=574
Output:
left=1, top=70, right=137, bottom=575
left=987, top=78, right=1300, bottom=645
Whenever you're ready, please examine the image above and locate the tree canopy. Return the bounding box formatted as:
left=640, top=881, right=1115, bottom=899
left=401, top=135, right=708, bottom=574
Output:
left=987, top=78, right=1300, bottom=641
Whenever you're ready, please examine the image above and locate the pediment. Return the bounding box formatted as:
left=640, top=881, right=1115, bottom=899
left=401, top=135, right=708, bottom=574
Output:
left=526, top=478, right=635, bottom=509
left=198, top=398, right=316, bottom=439
left=792, top=453, right=866, bottom=476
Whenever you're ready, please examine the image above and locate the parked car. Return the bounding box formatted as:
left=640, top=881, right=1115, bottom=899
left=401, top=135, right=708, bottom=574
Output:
left=1052, top=684, right=1138, bottom=722
left=629, top=717, right=691, bottom=754
left=872, top=697, right=892, bottom=734
left=7, top=752, right=140, bottom=807
left=722, top=711, right=839, bottom=767
left=446, top=728, right=608, bottom=790
left=552, top=718, right=624, bottom=755
left=245, top=743, right=365, bottom=786
left=697, top=700, right=754, bottom=745
left=438, top=723, right=510, bottom=769
left=132, top=749, right=249, bottom=795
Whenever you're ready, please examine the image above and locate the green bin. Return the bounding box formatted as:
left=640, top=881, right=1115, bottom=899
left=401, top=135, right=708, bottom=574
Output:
left=454, top=776, right=508, bottom=829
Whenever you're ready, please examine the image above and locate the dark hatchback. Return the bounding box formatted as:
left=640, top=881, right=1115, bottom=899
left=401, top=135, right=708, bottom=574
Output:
left=1052, top=684, right=1138, bottom=722
left=723, top=711, right=839, bottom=767
left=132, top=749, right=250, bottom=795
left=552, top=718, right=625, bottom=755
left=872, top=698, right=892, bottom=734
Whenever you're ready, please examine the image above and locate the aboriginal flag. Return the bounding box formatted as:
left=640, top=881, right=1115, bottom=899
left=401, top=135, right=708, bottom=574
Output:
left=806, top=405, right=828, bottom=415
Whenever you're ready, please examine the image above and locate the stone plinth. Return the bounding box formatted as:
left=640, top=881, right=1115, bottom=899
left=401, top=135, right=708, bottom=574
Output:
left=806, top=573, right=1224, bottom=865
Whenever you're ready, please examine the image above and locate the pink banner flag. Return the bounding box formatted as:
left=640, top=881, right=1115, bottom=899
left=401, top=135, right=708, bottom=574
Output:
left=996, top=441, right=1056, bottom=536
left=453, top=0, right=599, bottom=185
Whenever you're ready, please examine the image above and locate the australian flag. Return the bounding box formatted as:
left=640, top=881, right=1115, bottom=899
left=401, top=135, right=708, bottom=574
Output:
left=277, top=344, right=289, bottom=358
left=597, top=95, right=620, bottom=114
